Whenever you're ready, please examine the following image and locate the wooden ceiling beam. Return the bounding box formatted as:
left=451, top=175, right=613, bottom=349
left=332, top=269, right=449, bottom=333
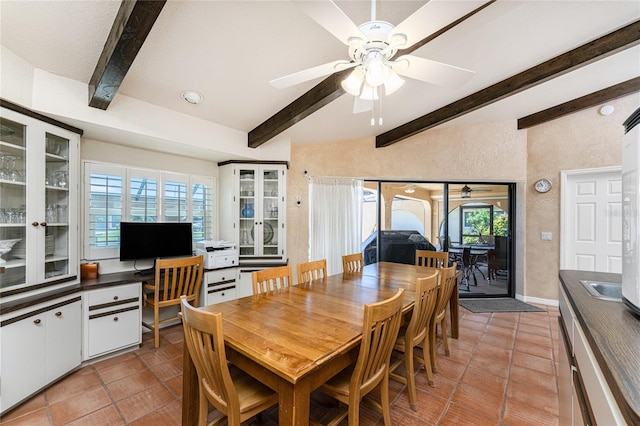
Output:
left=248, top=1, right=494, bottom=149
left=88, top=0, right=166, bottom=110
left=376, top=19, right=640, bottom=148
left=517, top=77, right=640, bottom=129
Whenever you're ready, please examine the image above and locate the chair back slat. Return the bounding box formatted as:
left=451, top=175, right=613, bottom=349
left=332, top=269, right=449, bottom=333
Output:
left=434, top=262, right=458, bottom=319
left=342, top=252, right=364, bottom=273
left=180, top=297, right=240, bottom=416
left=155, top=255, right=204, bottom=306
left=252, top=265, right=293, bottom=295
left=352, top=288, right=404, bottom=396
left=406, top=271, right=440, bottom=345
left=415, top=250, right=448, bottom=268
left=297, top=259, right=327, bottom=284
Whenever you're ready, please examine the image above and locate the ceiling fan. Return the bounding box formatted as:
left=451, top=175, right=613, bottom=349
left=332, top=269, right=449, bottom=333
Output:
left=270, top=0, right=488, bottom=116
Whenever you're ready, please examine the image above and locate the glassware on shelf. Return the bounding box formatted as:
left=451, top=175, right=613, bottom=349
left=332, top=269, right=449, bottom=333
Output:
left=7, top=156, right=22, bottom=182
left=46, top=204, right=56, bottom=223
left=55, top=171, right=68, bottom=188
left=56, top=204, right=67, bottom=223
left=0, top=153, right=8, bottom=180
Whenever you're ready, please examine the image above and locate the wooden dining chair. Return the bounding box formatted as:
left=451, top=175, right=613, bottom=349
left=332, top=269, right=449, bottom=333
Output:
left=389, top=271, right=440, bottom=410
left=316, top=288, right=405, bottom=426
left=415, top=250, right=448, bottom=268
left=429, top=262, right=458, bottom=372
left=179, top=297, right=278, bottom=426
left=342, top=252, right=364, bottom=273
left=251, top=265, right=293, bottom=295
left=142, top=254, right=204, bottom=348
left=297, top=259, right=327, bottom=284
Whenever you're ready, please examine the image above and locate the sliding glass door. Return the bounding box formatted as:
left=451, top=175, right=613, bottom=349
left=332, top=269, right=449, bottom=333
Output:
left=361, top=181, right=515, bottom=298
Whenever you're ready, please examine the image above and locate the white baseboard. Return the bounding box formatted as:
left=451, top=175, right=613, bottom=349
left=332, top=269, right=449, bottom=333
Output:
left=515, top=293, right=559, bottom=307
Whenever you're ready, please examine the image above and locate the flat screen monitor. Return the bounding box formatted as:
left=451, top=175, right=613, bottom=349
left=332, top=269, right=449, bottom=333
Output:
left=119, top=222, right=193, bottom=262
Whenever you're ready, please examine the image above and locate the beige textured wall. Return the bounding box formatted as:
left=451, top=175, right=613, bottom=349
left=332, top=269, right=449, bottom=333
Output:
left=287, top=94, right=640, bottom=302
left=525, top=95, right=639, bottom=300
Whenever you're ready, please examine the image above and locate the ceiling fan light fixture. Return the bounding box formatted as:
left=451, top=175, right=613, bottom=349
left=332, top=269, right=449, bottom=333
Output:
left=341, top=68, right=365, bottom=96
left=384, top=69, right=405, bottom=95
left=405, top=185, right=415, bottom=194
left=364, top=53, right=389, bottom=87
left=359, top=83, right=379, bottom=101
left=461, top=185, right=472, bottom=198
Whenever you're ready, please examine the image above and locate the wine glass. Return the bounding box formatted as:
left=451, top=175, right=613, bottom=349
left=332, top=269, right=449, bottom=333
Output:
left=0, top=153, right=7, bottom=180
left=7, top=156, right=22, bottom=182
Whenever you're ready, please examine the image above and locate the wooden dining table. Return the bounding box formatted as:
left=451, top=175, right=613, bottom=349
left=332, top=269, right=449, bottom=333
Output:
left=182, top=261, right=459, bottom=425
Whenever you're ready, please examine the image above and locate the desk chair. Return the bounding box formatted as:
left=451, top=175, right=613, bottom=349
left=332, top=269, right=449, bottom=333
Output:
left=389, top=271, right=439, bottom=411
left=297, top=259, right=327, bottom=284
left=415, top=250, right=448, bottom=268
left=429, top=263, right=458, bottom=372
left=180, top=297, right=278, bottom=426
left=342, top=252, right=364, bottom=273
left=316, top=289, right=404, bottom=426
left=252, top=265, right=293, bottom=295
left=142, top=255, right=204, bottom=348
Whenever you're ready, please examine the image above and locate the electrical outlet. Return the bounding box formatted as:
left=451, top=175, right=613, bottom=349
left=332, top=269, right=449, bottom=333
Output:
left=541, top=232, right=552, bottom=241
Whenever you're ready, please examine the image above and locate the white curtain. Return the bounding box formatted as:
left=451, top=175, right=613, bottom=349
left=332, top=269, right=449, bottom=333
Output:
left=309, top=177, right=363, bottom=275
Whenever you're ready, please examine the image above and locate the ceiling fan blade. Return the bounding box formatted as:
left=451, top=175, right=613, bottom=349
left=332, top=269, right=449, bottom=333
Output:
left=294, top=0, right=365, bottom=45
left=393, top=55, right=475, bottom=88
left=270, top=60, right=355, bottom=89
left=390, top=0, right=491, bottom=49
left=353, top=96, right=373, bottom=114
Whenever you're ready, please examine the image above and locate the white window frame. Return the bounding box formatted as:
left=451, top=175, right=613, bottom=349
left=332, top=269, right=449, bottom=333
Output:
left=83, top=161, right=216, bottom=261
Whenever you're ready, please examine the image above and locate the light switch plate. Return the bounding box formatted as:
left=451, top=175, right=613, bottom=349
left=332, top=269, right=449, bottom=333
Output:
left=541, top=232, right=552, bottom=241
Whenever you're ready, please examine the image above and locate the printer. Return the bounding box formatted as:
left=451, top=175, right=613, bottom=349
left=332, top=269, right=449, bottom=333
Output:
left=195, top=240, right=239, bottom=270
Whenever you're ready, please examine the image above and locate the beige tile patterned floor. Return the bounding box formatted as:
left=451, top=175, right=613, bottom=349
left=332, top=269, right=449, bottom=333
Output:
left=0, top=304, right=560, bottom=425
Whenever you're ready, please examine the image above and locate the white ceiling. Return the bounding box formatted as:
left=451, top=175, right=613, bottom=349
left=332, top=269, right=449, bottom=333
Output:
left=1, top=0, right=639, bottom=149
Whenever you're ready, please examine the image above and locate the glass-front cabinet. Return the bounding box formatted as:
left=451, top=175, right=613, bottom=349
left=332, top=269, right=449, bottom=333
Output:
left=219, top=162, right=286, bottom=264
left=0, top=105, right=80, bottom=296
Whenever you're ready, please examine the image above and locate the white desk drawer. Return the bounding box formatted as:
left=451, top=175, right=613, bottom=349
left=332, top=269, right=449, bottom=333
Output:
left=86, top=283, right=140, bottom=307
left=206, top=284, right=237, bottom=305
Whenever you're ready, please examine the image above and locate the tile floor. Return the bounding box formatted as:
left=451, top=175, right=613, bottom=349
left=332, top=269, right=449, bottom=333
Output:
left=0, top=303, right=560, bottom=426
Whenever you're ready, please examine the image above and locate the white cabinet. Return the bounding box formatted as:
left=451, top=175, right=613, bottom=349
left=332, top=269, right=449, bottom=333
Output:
left=558, top=284, right=626, bottom=425
left=0, top=295, right=81, bottom=414
left=0, top=105, right=80, bottom=296
left=83, top=283, right=142, bottom=360
left=219, top=162, right=287, bottom=264
left=202, top=268, right=237, bottom=306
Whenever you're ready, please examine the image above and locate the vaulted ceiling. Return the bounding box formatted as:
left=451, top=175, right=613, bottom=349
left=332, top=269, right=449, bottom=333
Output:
left=1, top=1, right=639, bottom=152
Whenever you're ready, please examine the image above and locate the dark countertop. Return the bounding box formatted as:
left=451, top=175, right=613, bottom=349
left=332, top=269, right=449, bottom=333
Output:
left=1, top=271, right=144, bottom=316
left=559, top=269, right=640, bottom=425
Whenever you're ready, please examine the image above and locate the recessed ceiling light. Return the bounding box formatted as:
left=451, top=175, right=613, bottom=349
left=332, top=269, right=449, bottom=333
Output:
left=181, top=90, right=203, bottom=105
left=599, top=104, right=614, bottom=116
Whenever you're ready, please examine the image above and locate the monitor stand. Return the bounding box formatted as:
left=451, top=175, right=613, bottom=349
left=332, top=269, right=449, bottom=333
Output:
left=134, top=259, right=156, bottom=276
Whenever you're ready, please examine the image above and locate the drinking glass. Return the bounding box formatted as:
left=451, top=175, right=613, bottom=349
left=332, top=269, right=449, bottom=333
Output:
left=0, top=153, right=7, bottom=180
left=55, top=171, right=67, bottom=188
left=7, top=156, right=22, bottom=182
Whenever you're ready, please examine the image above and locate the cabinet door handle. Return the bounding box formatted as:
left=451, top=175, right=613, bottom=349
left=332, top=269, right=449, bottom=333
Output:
left=40, top=222, right=47, bottom=227
left=113, top=296, right=119, bottom=300
left=33, top=318, right=42, bottom=325
left=113, top=317, right=119, bottom=322
left=221, top=293, right=225, bottom=297
left=55, top=311, right=62, bottom=317
left=32, top=221, right=40, bottom=227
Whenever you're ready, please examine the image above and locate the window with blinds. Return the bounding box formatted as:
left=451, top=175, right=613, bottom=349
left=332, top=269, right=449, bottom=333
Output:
left=83, top=161, right=215, bottom=260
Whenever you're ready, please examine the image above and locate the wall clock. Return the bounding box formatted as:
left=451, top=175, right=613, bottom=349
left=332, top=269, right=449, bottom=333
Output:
left=534, top=179, right=552, bottom=193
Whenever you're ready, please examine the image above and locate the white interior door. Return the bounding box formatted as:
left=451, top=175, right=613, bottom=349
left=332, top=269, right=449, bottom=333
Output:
left=561, top=167, right=622, bottom=272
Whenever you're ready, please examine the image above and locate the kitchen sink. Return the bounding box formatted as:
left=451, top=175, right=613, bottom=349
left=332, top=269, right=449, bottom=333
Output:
left=580, top=280, right=622, bottom=301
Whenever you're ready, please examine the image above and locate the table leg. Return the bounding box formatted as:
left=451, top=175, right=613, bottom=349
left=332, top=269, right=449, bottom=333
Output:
left=450, top=283, right=459, bottom=339
left=277, top=381, right=310, bottom=426
left=182, top=342, right=199, bottom=425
